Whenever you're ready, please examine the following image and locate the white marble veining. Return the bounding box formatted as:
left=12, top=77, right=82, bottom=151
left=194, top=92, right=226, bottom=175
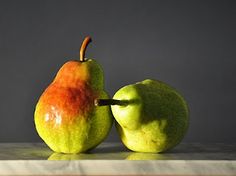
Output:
left=0, top=143, right=235, bottom=175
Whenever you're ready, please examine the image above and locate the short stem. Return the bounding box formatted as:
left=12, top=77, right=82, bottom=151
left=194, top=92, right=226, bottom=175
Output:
left=94, top=99, right=127, bottom=106
left=80, top=36, right=92, bottom=62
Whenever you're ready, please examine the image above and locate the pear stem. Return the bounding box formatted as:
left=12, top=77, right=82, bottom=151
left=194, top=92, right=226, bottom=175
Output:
left=94, top=99, right=127, bottom=106
left=80, top=36, right=92, bottom=62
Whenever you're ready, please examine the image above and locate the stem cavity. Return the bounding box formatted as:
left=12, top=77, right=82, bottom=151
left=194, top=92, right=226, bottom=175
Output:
left=80, top=36, right=92, bottom=62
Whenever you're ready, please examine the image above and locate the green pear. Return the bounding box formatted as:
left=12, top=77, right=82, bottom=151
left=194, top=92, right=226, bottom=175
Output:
left=95, top=79, right=189, bottom=153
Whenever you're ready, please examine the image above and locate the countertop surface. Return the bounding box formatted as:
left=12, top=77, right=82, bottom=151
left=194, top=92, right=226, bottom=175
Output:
left=0, top=142, right=235, bottom=175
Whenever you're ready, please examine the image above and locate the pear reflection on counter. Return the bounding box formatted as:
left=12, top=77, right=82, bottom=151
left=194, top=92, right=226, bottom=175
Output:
left=48, top=151, right=172, bottom=160
left=47, top=142, right=174, bottom=160
left=48, top=152, right=130, bottom=160
left=126, top=152, right=172, bottom=160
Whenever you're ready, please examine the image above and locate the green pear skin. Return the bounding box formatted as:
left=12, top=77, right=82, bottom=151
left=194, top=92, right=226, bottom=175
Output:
left=111, top=79, right=189, bottom=153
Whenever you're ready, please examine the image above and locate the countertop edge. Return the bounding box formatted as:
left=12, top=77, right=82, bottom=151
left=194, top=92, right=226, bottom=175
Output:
left=0, top=160, right=235, bottom=176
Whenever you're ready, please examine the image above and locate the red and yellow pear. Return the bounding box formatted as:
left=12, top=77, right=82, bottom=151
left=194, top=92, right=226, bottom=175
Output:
left=34, top=37, right=113, bottom=153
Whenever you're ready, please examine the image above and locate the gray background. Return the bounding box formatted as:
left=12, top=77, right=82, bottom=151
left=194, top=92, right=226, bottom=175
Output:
left=0, top=0, right=235, bottom=143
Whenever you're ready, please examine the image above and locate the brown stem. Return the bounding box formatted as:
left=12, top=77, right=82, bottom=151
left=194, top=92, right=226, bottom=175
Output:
left=80, top=36, right=92, bottom=62
left=94, top=99, right=127, bottom=106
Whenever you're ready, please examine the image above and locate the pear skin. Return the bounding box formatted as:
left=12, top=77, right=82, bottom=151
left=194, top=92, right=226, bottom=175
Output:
left=34, top=37, right=113, bottom=153
left=97, top=79, right=189, bottom=153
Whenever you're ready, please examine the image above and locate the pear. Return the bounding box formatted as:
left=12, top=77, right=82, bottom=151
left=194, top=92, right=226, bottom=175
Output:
left=95, top=79, right=189, bottom=153
left=34, top=37, right=113, bottom=154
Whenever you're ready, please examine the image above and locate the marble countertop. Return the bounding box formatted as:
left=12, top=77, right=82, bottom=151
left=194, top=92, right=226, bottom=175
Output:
left=0, top=142, right=235, bottom=175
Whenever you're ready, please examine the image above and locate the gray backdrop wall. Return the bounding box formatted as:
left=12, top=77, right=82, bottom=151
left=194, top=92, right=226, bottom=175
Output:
left=0, top=0, right=235, bottom=143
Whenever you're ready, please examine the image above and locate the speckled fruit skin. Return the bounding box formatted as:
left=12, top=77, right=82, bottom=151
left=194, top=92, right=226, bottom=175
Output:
left=34, top=59, right=113, bottom=153
left=111, top=79, right=189, bottom=153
